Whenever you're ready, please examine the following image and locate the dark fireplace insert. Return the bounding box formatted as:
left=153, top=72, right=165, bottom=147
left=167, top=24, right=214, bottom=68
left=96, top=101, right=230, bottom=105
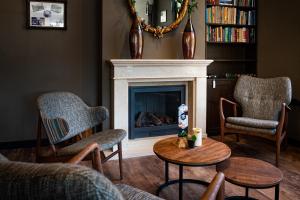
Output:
left=129, top=85, right=186, bottom=139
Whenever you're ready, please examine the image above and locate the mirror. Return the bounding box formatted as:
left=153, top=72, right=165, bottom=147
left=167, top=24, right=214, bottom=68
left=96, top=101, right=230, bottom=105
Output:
left=129, top=0, right=188, bottom=38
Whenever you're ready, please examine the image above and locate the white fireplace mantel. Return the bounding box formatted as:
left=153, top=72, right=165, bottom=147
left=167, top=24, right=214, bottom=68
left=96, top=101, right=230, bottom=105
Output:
left=110, top=59, right=213, bottom=158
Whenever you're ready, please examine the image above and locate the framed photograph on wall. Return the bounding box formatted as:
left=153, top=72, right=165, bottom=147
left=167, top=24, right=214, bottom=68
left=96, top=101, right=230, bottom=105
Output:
left=26, top=0, right=67, bottom=29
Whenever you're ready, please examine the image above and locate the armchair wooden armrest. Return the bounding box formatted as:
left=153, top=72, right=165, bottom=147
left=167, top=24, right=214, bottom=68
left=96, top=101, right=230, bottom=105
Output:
left=220, top=97, right=238, bottom=122
left=200, top=172, right=225, bottom=200
left=68, top=142, right=103, bottom=173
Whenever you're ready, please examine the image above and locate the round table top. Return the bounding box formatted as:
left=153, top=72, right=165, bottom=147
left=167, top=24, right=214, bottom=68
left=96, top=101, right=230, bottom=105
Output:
left=153, top=137, right=231, bottom=166
left=217, top=157, right=283, bottom=188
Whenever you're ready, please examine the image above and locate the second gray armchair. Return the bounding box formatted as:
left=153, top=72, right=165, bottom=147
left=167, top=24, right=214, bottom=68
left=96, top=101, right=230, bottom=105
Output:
left=36, top=92, right=126, bottom=179
left=220, top=75, right=292, bottom=166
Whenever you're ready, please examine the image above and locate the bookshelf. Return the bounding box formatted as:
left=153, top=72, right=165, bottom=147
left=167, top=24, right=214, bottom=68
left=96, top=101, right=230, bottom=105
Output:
left=205, top=0, right=257, bottom=134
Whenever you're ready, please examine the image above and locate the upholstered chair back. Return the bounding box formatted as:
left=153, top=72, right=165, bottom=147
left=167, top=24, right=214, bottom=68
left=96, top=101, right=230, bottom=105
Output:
left=234, top=76, right=292, bottom=121
left=0, top=154, right=124, bottom=200
left=37, top=92, right=106, bottom=144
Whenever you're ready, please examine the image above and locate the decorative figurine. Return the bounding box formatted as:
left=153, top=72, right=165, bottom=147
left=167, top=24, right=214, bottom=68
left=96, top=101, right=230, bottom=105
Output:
left=178, top=104, right=188, bottom=131
left=176, top=104, right=189, bottom=148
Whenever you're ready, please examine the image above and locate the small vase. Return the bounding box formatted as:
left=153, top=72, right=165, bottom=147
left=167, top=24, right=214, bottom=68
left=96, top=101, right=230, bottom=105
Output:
left=129, top=16, right=143, bottom=59
left=182, top=15, right=196, bottom=59
left=187, top=140, right=195, bottom=148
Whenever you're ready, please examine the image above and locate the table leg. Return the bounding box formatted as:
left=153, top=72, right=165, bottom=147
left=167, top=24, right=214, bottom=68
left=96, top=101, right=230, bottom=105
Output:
left=245, top=187, right=249, bottom=198
left=165, top=161, right=169, bottom=184
left=179, top=165, right=183, bottom=200
left=275, top=184, right=280, bottom=200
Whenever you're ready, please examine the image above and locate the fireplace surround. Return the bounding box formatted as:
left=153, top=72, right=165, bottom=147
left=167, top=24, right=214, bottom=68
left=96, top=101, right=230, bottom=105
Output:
left=110, top=59, right=213, bottom=158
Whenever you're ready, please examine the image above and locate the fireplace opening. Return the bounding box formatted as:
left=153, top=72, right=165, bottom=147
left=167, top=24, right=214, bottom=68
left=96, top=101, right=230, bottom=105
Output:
left=129, top=85, right=186, bottom=139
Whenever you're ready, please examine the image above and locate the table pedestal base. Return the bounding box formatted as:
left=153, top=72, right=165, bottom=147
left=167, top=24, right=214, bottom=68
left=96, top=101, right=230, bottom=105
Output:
left=156, top=161, right=209, bottom=200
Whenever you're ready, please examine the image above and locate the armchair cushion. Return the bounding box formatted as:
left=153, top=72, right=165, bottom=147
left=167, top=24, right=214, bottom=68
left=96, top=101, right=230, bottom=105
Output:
left=57, top=129, right=126, bottom=156
left=227, top=117, right=278, bottom=129
left=116, top=184, right=163, bottom=200
left=226, top=123, right=276, bottom=135
left=234, top=76, right=292, bottom=121
left=0, top=162, right=124, bottom=200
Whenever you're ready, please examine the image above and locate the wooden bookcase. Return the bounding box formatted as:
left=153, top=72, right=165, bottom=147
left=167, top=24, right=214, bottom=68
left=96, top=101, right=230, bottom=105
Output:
left=205, top=0, right=257, bottom=134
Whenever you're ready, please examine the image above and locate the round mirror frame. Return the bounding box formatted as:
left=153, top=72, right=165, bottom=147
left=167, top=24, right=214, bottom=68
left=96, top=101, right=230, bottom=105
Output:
left=128, top=0, right=188, bottom=38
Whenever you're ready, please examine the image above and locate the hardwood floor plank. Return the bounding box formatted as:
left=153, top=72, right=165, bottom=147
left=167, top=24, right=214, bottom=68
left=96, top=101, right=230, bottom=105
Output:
left=1, top=135, right=300, bottom=199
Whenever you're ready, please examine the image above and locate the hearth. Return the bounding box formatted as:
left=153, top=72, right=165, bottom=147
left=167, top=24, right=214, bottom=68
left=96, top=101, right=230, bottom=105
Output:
left=129, top=85, right=185, bottom=139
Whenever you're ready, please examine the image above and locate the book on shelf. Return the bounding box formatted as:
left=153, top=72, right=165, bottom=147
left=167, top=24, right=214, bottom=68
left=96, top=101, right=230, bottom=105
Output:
left=206, top=6, right=256, bottom=25
left=219, top=0, right=232, bottom=5
left=234, top=0, right=255, bottom=7
left=207, top=0, right=255, bottom=7
left=206, top=26, right=255, bottom=43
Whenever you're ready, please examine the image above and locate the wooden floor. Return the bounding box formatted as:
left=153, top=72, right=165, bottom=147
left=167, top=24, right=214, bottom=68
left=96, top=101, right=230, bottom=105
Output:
left=1, top=135, right=300, bottom=200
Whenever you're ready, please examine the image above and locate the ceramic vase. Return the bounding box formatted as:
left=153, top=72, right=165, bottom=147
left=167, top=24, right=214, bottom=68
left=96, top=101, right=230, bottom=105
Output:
left=182, top=15, right=196, bottom=59
left=129, top=16, right=143, bottom=59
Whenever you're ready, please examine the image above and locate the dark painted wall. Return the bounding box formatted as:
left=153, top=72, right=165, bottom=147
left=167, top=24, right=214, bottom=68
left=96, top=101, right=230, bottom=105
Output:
left=0, top=0, right=100, bottom=142
left=6, top=0, right=299, bottom=143
left=257, top=0, right=300, bottom=99
left=101, top=0, right=205, bottom=128
left=257, top=0, right=300, bottom=140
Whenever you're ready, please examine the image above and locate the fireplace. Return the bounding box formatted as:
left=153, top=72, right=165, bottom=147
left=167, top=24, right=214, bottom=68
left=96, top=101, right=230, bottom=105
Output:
left=110, top=59, right=213, bottom=158
left=129, top=85, right=186, bottom=139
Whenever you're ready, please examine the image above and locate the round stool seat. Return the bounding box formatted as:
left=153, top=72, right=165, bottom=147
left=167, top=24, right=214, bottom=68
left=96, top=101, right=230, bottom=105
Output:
left=217, top=157, right=282, bottom=188
left=217, top=157, right=283, bottom=200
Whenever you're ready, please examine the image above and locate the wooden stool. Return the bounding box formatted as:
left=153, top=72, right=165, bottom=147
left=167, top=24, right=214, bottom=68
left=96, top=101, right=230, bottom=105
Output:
left=217, top=157, right=283, bottom=200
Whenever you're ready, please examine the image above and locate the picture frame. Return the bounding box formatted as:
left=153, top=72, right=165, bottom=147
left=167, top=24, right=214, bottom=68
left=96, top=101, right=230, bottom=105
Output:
left=26, top=0, right=67, bottom=30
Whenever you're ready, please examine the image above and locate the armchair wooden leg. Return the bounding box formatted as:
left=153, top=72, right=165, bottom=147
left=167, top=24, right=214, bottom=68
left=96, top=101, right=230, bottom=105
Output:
left=118, top=142, right=123, bottom=180
left=92, top=149, right=103, bottom=173
left=220, top=129, right=224, bottom=142
left=276, top=141, right=281, bottom=167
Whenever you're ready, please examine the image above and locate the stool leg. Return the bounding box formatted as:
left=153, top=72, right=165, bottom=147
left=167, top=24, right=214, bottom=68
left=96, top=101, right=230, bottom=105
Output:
left=179, top=165, right=183, bottom=200
left=245, top=187, right=249, bottom=198
left=275, top=184, right=280, bottom=200
left=165, top=161, right=169, bottom=184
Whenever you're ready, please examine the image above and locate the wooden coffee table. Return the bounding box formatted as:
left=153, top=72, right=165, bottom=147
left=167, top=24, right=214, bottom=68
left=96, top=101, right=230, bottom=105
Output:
left=153, top=137, right=231, bottom=200
left=217, top=157, right=283, bottom=200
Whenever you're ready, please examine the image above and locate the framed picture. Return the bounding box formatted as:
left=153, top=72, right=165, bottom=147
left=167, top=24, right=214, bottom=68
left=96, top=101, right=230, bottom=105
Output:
left=26, top=0, right=67, bottom=29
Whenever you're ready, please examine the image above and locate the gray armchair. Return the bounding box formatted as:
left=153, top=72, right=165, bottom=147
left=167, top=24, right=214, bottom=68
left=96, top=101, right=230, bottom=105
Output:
left=220, top=75, right=292, bottom=166
left=36, top=92, right=126, bottom=178
left=0, top=152, right=225, bottom=200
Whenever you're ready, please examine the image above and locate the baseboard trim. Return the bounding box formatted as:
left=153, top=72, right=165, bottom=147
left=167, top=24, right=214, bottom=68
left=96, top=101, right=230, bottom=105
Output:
left=0, top=139, right=49, bottom=149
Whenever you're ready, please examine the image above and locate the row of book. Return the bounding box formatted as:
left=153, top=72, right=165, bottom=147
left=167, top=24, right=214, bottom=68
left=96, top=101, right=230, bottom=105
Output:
left=206, top=26, right=256, bottom=43
left=234, top=0, right=255, bottom=7
left=206, top=6, right=256, bottom=25
left=237, top=10, right=256, bottom=25
left=207, top=0, right=255, bottom=7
